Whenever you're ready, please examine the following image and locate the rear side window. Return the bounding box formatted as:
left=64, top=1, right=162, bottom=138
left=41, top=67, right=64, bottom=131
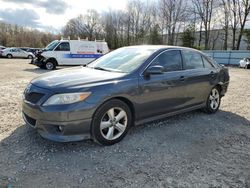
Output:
left=11, top=49, right=17, bottom=52
left=55, top=42, right=70, bottom=51
left=151, top=50, right=182, bottom=72
left=182, top=50, right=203, bottom=69
left=202, top=56, right=214, bottom=68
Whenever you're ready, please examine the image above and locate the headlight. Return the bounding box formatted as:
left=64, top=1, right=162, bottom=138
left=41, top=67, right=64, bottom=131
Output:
left=43, top=92, right=91, bottom=106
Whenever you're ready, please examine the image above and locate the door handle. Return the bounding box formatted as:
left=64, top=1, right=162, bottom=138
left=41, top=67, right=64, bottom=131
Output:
left=179, top=76, right=185, bottom=81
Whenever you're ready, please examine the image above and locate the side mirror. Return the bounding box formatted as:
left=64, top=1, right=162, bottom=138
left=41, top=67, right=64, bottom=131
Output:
left=144, top=65, right=164, bottom=75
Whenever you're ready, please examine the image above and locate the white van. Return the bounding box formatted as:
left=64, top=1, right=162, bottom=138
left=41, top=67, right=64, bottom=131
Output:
left=32, top=39, right=109, bottom=70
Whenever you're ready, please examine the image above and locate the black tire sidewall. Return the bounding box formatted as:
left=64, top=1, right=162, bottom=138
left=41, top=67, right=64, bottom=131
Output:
left=45, top=61, right=55, bottom=70
left=91, top=99, right=132, bottom=145
left=205, top=87, right=221, bottom=114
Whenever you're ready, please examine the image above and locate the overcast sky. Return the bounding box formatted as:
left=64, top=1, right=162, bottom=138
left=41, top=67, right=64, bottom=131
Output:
left=0, top=0, right=128, bottom=32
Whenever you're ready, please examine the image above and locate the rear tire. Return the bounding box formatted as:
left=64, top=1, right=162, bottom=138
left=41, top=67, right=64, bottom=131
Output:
left=91, top=99, right=132, bottom=145
left=7, top=54, right=12, bottom=59
left=45, top=61, right=56, bottom=70
left=203, top=87, right=221, bottom=114
left=27, top=55, right=33, bottom=59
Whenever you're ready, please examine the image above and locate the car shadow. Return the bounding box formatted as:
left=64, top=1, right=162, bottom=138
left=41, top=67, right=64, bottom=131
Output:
left=0, top=110, right=249, bottom=186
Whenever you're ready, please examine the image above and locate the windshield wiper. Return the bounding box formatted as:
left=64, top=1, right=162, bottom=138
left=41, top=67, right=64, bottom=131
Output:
left=93, top=66, right=111, bottom=72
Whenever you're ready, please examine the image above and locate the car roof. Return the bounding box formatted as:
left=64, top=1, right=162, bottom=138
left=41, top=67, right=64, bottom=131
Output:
left=123, top=45, right=201, bottom=52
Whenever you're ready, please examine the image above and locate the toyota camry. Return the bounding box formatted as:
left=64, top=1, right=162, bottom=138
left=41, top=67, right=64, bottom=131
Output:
left=22, top=46, right=230, bottom=145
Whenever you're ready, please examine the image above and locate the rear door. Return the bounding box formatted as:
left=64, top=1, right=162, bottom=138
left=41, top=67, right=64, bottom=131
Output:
left=138, top=50, right=188, bottom=119
left=18, top=49, right=28, bottom=58
left=181, top=50, right=217, bottom=106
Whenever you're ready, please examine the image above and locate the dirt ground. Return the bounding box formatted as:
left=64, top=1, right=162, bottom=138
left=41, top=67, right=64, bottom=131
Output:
left=0, top=59, right=249, bottom=188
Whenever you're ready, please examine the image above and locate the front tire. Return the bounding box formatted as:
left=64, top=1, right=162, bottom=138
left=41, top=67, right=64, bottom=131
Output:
left=91, top=99, right=132, bottom=145
left=45, top=61, right=56, bottom=70
left=204, top=87, right=221, bottom=114
left=7, top=54, right=12, bottom=59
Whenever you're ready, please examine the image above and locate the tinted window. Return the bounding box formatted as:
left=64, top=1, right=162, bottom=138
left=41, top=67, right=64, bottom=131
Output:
left=150, top=50, right=182, bottom=72
left=55, top=42, right=70, bottom=51
left=11, top=49, right=17, bottom=52
left=182, top=50, right=203, bottom=69
left=202, top=56, right=214, bottom=68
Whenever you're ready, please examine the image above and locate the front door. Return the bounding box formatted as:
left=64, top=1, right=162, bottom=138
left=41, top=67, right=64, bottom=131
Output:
left=138, top=50, right=188, bottom=120
left=18, top=49, right=28, bottom=58
left=54, top=42, right=71, bottom=65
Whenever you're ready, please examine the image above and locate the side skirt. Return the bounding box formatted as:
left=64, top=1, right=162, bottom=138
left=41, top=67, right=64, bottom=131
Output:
left=134, top=103, right=206, bottom=126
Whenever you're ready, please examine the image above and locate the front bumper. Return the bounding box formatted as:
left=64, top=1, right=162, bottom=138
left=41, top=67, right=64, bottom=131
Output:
left=22, top=91, right=96, bottom=142
left=23, top=111, right=92, bottom=142
left=30, top=58, right=45, bottom=66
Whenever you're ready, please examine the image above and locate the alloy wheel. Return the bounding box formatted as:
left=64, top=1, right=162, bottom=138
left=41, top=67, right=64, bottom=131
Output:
left=46, top=62, right=54, bottom=70
left=209, top=88, right=220, bottom=110
left=100, top=107, right=128, bottom=140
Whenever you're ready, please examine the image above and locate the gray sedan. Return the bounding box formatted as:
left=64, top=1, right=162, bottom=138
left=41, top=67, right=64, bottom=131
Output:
left=22, top=46, right=229, bottom=145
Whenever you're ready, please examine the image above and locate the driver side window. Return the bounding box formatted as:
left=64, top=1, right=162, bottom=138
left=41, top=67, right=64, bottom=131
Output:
left=55, top=42, right=70, bottom=51
left=150, top=50, right=182, bottom=72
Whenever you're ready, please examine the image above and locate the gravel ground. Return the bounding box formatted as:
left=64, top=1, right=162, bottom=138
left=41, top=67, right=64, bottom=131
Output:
left=0, top=59, right=250, bottom=188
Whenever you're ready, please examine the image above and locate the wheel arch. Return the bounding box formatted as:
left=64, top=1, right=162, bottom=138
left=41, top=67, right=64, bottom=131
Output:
left=113, top=96, right=136, bottom=124
left=92, top=96, right=136, bottom=126
left=46, top=57, right=58, bottom=66
left=214, top=82, right=227, bottom=97
left=215, top=83, right=222, bottom=92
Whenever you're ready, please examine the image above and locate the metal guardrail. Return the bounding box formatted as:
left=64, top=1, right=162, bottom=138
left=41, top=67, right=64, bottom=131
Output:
left=203, top=50, right=250, bottom=65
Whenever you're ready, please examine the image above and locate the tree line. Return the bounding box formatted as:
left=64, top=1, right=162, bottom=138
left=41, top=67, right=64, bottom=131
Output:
left=63, top=0, right=250, bottom=50
left=0, top=21, right=59, bottom=48
left=1, top=0, right=250, bottom=50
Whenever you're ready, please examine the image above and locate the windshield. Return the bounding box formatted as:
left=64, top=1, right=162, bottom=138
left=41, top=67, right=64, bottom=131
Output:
left=88, top=47, right=156, bottom=73
left=45, top=40, right=60, bottom=51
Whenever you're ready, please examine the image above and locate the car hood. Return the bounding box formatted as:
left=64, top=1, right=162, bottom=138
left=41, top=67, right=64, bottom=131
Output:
left=31, top=66, right=126, bottom=91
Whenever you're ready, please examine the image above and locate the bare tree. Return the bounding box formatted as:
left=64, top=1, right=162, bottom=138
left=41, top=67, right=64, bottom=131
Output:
left=63, top=9, right=101, bottom=40
left=159, top=0, right=188, bottom=45
left=192, top=0, right=215, bottom=49
left=220, top=0, right=230, bottom=50
left=236, top=0, right=250, bottom=49
left=228, top=0, right=240, bottom=49
left=0, top=21, right=58, bottom=48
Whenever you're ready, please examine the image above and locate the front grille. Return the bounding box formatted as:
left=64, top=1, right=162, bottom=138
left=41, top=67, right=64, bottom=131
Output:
left=24, top=113, right=36, bottom=126
left=25, top=92, right=45, bottom=104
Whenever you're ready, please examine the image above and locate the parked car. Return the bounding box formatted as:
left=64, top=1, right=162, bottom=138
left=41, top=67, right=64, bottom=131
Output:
left=27, top=48, right=41, bottom=55
left=1, top=48, right=35, bottom=59
left=239, top=58, right=250, bottom=69
left=20, top=47, right=30, bottom=52
left=0, top=46, right=6, bottom=57
left=31, top=39, right=109, bottom=70
left=0, top=45, right=5, bottom=50
left=22, top=46, right=230, bottom=145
